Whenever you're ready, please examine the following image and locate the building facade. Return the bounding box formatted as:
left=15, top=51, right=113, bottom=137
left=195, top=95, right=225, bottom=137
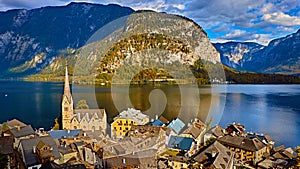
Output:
left=111, top=108, right=149, bottom=138
left=62, top=66, right=107, bottom=133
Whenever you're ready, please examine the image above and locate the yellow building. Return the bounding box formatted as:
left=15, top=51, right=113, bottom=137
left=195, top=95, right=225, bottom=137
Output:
left=219, top=135, right=268, bottom=165
left=111, top=108, right=149, bottom=138
left=167, top=156, right=189, bottom=169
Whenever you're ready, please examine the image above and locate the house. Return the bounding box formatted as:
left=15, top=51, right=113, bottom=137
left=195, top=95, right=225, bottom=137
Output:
left=258, top=145, right=297, bottom=169
left=167, top=155, right=190, bottom=169
left=225, top=122, right=245, bottom=136
left=111, top=108, right=149, bottom=138
left=219, top=135, right=268, bottom=165
left=193, top=141, right=234, bottom=169
left=181, top=118, right=206, bottom=146
left=5, top=124, right=35, bottom=148
left=18, top=136, right=60, bottom=169
left=167, top=118, right=185, bottom=134
left=247, top=132, right=274, bottom=152
left=83, top=143, right=97, bottom=165
left=0, top=137, right=15, bottom=168
left=58, top=145, right=78, bottom=164
left=204, top=125, right=225, bottom=145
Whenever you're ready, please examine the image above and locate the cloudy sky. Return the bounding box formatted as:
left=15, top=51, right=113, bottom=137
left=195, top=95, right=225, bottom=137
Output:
left=0, top=0, right=300, bottom=45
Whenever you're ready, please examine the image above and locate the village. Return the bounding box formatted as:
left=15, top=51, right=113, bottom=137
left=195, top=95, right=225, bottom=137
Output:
left=0, top=67, right=298, bottom=169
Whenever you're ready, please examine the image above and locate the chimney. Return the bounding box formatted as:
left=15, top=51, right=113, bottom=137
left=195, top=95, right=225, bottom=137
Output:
left=212, top=151, right=217, bottom=158
left=16, top=126, right=21, bottom=131
left=33, top=146, right=36, bottom=154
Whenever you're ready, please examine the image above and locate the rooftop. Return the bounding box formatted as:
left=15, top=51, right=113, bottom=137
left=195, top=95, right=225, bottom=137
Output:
left=48, top=129, right=82, bottom=139
left=9, top=124, right=34, bottom=138
left=6, top=118, right=27, bottom=129
left=167, top=118, right=185, bottom=134
left=194, top=141, right=234, bottom=169
left=168, top=135, right=194, bottom=151
left=19, top=136, right=60, bottom=167
left=219, top=135, right=266, bottom=152
left=116, top=108, right=149, bottom=125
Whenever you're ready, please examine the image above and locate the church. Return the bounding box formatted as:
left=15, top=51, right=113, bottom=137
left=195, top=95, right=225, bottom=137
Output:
left=61, top=66, right=107, bottom=133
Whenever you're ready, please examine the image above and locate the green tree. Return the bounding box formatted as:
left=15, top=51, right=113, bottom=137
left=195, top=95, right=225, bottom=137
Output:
left=75, top=100, right=89, bottom=109
left=0, top=153, right=8, bottom=169
left=296, top=146, right=300, bottom=167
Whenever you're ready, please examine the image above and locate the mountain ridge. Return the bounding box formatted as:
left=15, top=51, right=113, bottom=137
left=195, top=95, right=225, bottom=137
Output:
left=215, top=29, right=300, bottom=75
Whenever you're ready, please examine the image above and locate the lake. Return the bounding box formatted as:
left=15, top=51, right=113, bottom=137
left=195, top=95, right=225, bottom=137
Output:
left=0, top=81, right=299, bottom=148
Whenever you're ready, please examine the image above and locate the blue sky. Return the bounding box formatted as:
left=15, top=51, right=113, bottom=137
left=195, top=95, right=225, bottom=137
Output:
left=0, top=0, right=300, bottom=45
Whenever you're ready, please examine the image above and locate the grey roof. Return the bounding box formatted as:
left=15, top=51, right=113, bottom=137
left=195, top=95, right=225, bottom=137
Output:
left=219, top=135, right=266, bottom=152
left=19, top=136, right=60, bottom=167
left=6, top=119, right=27, bottom=129
left=10, top=125, right=34, bottom=138
left=104, top=149, right=156, bottom=168
left=48, top=129, right=82, bottom=139
left=182, top=120, right=206, bottom=139
left=206, top=125, right=225, bottom=138
left=0, top=137, right=13, bottom=154
left=74, top=109, right=105, bottom=123
left=194, top=141, right=234, bottom=169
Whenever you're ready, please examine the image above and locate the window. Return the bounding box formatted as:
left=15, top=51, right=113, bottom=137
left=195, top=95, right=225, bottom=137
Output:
left=64, top=107, right=68, bottom=111
left=120, top=127, right=122, bottom=130
left=74, top=126, right=77, bottom=129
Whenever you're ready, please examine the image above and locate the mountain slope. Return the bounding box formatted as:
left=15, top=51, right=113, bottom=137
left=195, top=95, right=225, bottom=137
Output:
left=0, top=2, right=134, bottom=77
left=213, top=42, right=263, bottom=69
left=215, top=30, right=300, bottom=75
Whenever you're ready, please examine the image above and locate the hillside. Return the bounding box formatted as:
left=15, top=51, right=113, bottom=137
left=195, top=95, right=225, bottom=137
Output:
left=215, top=29, right=300, bottom=76
left=0, top=2, right=134, bottom=77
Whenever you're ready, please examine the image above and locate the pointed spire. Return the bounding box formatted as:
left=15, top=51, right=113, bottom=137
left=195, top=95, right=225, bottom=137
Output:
left=64, top=65, right=71, bottom=96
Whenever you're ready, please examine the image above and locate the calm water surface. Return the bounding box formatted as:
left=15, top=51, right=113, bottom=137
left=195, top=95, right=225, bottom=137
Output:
left=0, top=81, right=299, bottom=147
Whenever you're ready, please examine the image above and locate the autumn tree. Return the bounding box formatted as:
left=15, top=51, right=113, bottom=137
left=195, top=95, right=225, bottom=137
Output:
left=75, top=100, right=89, bottom=109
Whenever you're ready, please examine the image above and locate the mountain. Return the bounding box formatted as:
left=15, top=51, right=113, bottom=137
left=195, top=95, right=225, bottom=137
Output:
left=215, top=29, right=300, bottom=75
left=213, top=42, right=263, bottom=69
left=0, top=2, right=134, bottom=77
left=27, top=11, right=223, bottom=84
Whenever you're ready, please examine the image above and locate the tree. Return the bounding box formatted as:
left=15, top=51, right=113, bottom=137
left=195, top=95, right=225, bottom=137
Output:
left=296, top=146, right=300, bottom=167
left=75, top=100, right=89, bottom=109
left=0, top=153, right=8, bottom=169
left=51, top=118, right=60, bottom=130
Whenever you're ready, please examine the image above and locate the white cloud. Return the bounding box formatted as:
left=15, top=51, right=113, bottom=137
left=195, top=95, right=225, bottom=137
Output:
left=223, top=30, right=249, bottom=39
left=263, top=12, right=300, bottom=26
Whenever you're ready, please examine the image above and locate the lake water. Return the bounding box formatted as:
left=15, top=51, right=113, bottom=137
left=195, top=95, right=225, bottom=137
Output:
left=0, top=81, right=299, bottom=148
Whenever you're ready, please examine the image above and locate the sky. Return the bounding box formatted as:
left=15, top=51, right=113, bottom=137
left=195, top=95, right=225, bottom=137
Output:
left=0, top=0, right=300, bottom=45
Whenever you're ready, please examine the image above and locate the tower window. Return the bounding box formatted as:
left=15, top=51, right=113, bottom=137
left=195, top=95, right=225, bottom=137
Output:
left=64, top=107, right=68, bottom=111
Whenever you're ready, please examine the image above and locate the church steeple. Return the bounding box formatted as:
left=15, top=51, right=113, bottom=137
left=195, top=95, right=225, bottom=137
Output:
left=62, top=65, right=74, bottom=130
left=64, top=65, right=71, bottom=96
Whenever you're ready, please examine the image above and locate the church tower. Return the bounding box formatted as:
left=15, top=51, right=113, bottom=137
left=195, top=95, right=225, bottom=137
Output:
left=62, top=65, right=74, bottom=129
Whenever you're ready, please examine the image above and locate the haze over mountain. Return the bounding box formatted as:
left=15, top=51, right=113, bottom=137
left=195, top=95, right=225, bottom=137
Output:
left=215, top=29, right=300, bottom=76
